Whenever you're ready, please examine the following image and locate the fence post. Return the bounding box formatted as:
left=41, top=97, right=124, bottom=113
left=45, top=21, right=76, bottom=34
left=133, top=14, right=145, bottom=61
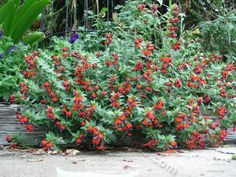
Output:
left=65, top=0, right=70, bottom=35
left=84, top=0, right=89, bottom=31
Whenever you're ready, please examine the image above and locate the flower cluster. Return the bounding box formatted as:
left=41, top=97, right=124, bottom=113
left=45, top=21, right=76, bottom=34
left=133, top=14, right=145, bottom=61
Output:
left=10, top=1, right=236, bottom=150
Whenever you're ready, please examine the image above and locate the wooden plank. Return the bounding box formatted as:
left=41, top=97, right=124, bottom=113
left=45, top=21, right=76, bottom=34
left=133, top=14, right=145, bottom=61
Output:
left=224, top=129, right=236, bottom=144
left=0, top=104, right=44, bottom=145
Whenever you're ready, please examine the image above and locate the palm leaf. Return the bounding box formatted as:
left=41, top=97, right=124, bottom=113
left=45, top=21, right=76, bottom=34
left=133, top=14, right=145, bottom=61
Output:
left=11, top=0, right=51, bottom=43
left=2, top=0, right=18, bottom=36
left=0, top=0, right=15, bottom=23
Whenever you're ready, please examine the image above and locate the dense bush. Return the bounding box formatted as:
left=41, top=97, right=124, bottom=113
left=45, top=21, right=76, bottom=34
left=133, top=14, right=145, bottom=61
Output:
left=8, top=0, right=236, bottom=150
left=0, top=36, right=27, bottom=101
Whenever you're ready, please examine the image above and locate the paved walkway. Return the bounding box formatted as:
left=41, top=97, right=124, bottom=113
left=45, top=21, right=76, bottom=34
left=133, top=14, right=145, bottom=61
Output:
left=0, top=145, right=235, bottom=177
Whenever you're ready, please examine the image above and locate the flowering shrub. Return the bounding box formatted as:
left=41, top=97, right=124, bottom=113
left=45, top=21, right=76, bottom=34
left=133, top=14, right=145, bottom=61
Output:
left=11, top=0, right=236, bottom=150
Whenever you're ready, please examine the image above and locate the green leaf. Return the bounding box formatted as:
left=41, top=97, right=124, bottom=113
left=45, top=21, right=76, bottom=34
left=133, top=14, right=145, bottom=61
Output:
left=11, top=0, right=51, bottom=43
left=2, top=1, right=18, bottom=36
left=23, top=32, right=44, bottom=45
left=14, top=0, right=38, bottom=22
left=0, top=0, right=15, bottom=23
left=232, top=154, right=236, bottom=160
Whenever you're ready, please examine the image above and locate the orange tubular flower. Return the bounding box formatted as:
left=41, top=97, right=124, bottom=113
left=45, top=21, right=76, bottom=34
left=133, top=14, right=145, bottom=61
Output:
left=153, top=100, right=164, bottom=110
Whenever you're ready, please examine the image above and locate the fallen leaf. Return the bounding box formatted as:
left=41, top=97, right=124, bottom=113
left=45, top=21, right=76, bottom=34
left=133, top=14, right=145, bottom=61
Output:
left=34, top=149, right=46, bottom=155
left=48, top=150, right=61, bottom=155
left=165, top=150, right=177, bottom=153
left=65, top=149, right=80, bottom=156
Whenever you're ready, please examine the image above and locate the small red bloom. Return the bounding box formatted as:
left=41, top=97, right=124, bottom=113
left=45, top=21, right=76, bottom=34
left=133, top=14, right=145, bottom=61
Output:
left=193, top=65, right=203, bottom=74
left=146, top=110, right=155, bottom=120
left=151, top=4, right=159, bottom=12
left=217, top=106, right=227, bottom=119
left=174, top=79, right=182, bottom=88
left=5, top=135, right=12, bottom=143
left=25, top=124, right=33, bottom=132
left=153, top=100, right=164, bottom=110
left=91, top=92, right=97, bottom=99
left=134, top=61, right=143, bottom=71
left=137, top=4, right=145, bottom=11
left=172, top=41, right=181, bottom=50
left=9, top=95, right=15, bottom=104
left=160, top=57, right=172, bottom=63
left=142, top=49, right=152, bottom=56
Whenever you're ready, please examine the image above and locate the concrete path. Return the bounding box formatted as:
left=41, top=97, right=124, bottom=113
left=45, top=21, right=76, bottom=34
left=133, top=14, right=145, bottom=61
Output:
left=0, top=145, right=236, bottom=177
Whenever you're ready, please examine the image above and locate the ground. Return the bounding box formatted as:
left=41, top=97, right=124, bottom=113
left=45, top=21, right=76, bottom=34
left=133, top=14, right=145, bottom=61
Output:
left=0, top=145, right=235, bottom=177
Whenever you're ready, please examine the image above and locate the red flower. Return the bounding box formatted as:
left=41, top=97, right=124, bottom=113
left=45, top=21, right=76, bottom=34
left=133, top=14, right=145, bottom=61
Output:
left=44, top=82, right=50, bottom=87
left=170, top=17, right=179, bottom=24
left=134, top=38, right=143, bottom=48
left=127, top=98, right=137, bottom=108
left=221, top=70, right=229, bottom=79
left=25, top=124, right=33, bottom=132
left=174, top=79, right=182, bottom=88
left=76, top=138, right=82, bottom=144
left=160, top=57, right=172, bottom=63
left=91, top=92, right=97, bottom=99
left=112, top=101, right=120, bottom=107
left=147, top=43, right=154, bottom=52
left=220, top=89, right=227, bottom=98
left=62, top=47, right=68, bottom=52
left=165, top=81, right=172, bottom=87
left=190, top=74, right=200, bottom=81
left=144, top=139, right=159, bottom=148
left=172, top=41, right=181, bottom=50
left=142, top=49, right=152, bottom=56
left=153, top=100, right=164, bottom=110
left=104, top=33, right=112, bottom=45
left=151, top=4, right=159, bottom=12
left=5, top=135, right=12, bottom=143
left=168, top=26, right=179, bottom=32
left=169, top=32, right=177, bottom=38
left=146, top=110, right=155, bottom=120
left=98, top=133, right=104, bottom=139
left=98, top=91, right=106, bottom=97
left=217, top=106, right=227, bottom=119
left=66, top=111, right=72, bottom=118
left=137, top=4, right=145, bottom=11
left=20, top=116, right=28, bottom=124
left=134, top=61, right=143, bottom=71
left=176, top=123, right=189, bottom=131
left=142, top=119, right=149, bottom=126
left=62, top=80, right=70, bottom=89
left=193, top=105, right=200, bottom=114
left=219, top=129, right=227, bottom=141
left=193, top=65, right=203, bottom=74
left=47, top=107, right=56, bottom=119
left=41, top=140, right=53, bottom=151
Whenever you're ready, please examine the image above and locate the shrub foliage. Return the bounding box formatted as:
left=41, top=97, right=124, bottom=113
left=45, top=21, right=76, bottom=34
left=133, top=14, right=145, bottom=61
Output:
left=10, top=0, right=236, bottom=150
